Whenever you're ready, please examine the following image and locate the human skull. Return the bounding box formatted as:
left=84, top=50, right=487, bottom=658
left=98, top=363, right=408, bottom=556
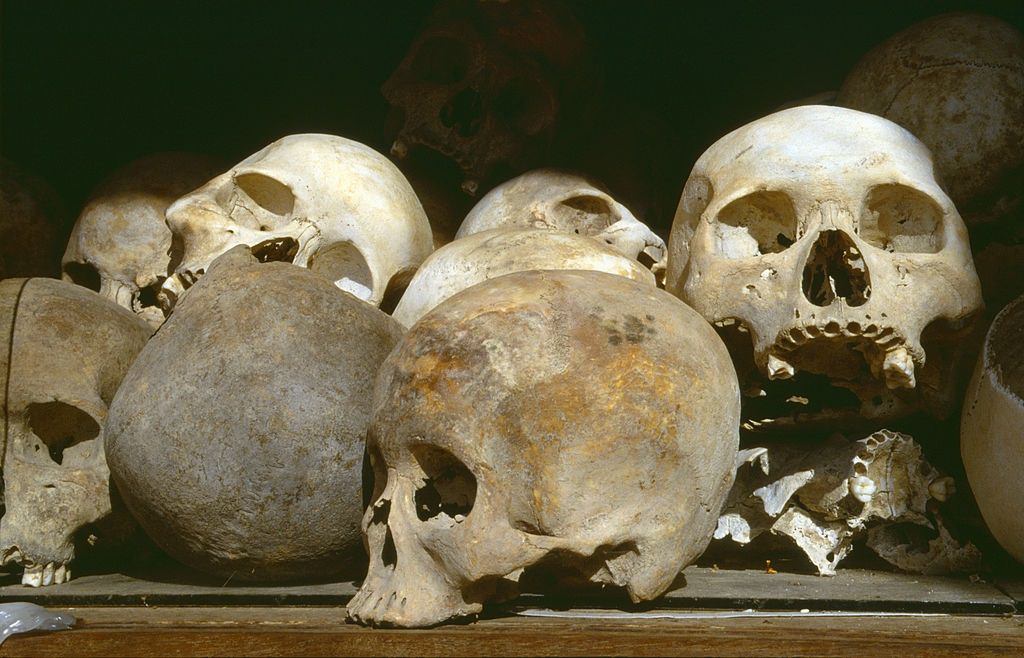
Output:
left=392, top=228, right=655, bottom=327
left=383, top=0, right=589, bottom=194
left=62, top=152, right=222, bottom=328
left=349, top=269, right=739, bottom=627
left=0, top=159, right=62, bottom=278
left=961, top=292, right=1024, bottom=563
left=667, top=106, right=983, bottom=429
left=106, top=247, right=404, bottom=582
left=160, top=134, right=433, bottom=310
left=837, top=13, right=1024, bottom=226
left=0, top=278, right=150, bottom=586
left=456, top=170, right=666, bottom=280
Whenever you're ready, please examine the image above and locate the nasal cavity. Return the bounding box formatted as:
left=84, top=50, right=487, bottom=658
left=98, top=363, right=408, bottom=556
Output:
left=801, top=230, right=870, bottom=307
left=440, top=87, right=483, bottom=138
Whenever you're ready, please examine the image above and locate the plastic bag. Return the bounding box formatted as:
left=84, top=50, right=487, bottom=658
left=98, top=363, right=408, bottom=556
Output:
left=0, top=602, right=75, bottom=645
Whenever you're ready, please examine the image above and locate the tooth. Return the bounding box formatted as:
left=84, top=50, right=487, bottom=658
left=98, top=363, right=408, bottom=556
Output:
left=767, top=353, right=795, bottom=380
left=54, top=564, right=67, bottom=585
left=41, top=563, right=55, bottom=586
left=882, top=347, right=916, bottom=390
left=849, top=475, right=877, bottom=503
left=390, top=139, right=408, bottom=160
left=928, top=476, right=956, bottom=502
left=22, top=567, right=42, bottom=588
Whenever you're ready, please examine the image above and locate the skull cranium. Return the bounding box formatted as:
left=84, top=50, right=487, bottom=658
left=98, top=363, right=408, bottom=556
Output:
left=667, top=106, right=983, bottom=429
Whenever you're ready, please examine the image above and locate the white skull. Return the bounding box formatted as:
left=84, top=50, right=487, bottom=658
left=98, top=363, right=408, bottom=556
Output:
left=961, top=292, right=1024, bottom=564
left=349, top=269, right=739, bottom=627
left=456, top=169, right=666, bottom=281
left=0, top=278, right=150, bottom=586
left=62, top=152, right=222, bottom=328
left=392, top=228, right=655, bottom=327
left=161, top=134, right=433, bottom=309
left=667, top=106, right=983, bottom=429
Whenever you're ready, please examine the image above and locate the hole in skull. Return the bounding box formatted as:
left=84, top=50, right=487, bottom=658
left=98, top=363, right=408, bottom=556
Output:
left=308, top=242, right=374, bottom=301
left=381, top=526, right=398, bottom=568
left=440, top=87, right=483, bottom=138
left=250, top=237, right=299, bottom=264
left=234, top=172, right=295, bottom=216
left=62, top=262, right=101, bottom=293
left=801, top=230, right=870, bottom=307
left=27, top=401, right=100, bottom=466
left=137, top=280, right=163, bottom=310
left=860, top=184, right=944, bottom=254
left=410, top=36, right=471, bottom=85
left=411, top=445, right=476, bottom=522
left=714, top=191, right=798, bottom=258
left=493, top=77, right=554, bottom=136
left=555, top=195, right=616, bottom=235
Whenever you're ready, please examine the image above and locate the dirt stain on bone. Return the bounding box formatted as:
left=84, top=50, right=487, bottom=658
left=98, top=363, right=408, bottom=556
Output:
left=604, top=314, right=657, bottom=346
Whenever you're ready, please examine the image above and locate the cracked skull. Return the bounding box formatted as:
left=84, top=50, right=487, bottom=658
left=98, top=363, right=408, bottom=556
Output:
left=383, top=0, right=589, bottom=194
left=0, top=278, right=150, bottom=586
left=62, top=152, right=222, bottom=328
left=349, top=269, right=739, bottom=627
left=456, top=170, right=666, bottom=280
left=160, top=134, right=433, bottom=310
left=667, top=106, right=983, bottom=429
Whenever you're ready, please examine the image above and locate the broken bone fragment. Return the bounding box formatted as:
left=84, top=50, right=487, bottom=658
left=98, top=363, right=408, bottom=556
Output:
left=713, top=429, right=980, bottom=576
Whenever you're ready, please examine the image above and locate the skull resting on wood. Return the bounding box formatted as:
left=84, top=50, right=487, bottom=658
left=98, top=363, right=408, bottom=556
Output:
left=160, top=134, right=433, bottom=310
left=456, top=169, right=667, bottom=280
left=383, top=0, right=589, bottom=193
left=667, top=106, right=983, bottom=430
left=349, top=269, right=740, bottom=627
left=106, top=248, right=403, bottom=582
left=392, top=228, right=654, bottom=327
left=62, top=152, right=222, bottom=328
left=0, top=278, right=150, bottom=586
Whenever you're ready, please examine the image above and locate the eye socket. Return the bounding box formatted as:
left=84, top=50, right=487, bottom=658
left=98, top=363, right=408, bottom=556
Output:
left=27, top=401, right=100, bottom=466
left=234, top=172, right=295, bottom=217
left=860, top=184, right=944, bottom=254
left=410, top=36, right=471, bottom=85
left=712, top=191, right=797, bottom=258
left=493, top=77, right=554, bottom=136
left=553, top=194, right=616, bottom=234
left=410, top=445, right=476, bottom=522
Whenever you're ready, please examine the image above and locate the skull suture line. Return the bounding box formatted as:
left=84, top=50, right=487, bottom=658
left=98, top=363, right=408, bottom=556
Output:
left=349, top=269, right=740, bottom=628
left=160, top=134, right=433, bottom=310
left=667, top=106, right=983, bottom=429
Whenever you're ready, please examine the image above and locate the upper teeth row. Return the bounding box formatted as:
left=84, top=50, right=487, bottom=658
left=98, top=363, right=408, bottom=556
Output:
left=773, top=321, right=904, bottom=354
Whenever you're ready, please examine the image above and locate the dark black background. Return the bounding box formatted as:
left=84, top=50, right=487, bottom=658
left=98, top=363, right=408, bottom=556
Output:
left=3, top=0, right=1022, bottom=235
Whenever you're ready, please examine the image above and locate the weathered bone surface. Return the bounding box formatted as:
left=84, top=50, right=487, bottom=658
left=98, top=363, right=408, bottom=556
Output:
left=106, top=248, right=404, bottom=582
left=961, top=292, right=1024, bottom=563
left=160, top=134, right=433, bottom=311
left=667, top=105, right=983, bottom=430
left=0, top=159, right=62, bottom=279
left=456, top=170, right=666, bottom=279
left=392, top=228, right=654, bottom=327
left=714, top=431, right=980, bottom=575
left=0, top=278, right=151, bottom=586
left=62, top=152, right=222, bottom=328
left=837, top=13, right=1024, bottom=226
left=383, top=0, right=590, bottom=194
left=349, top=269, right=740, bottom=627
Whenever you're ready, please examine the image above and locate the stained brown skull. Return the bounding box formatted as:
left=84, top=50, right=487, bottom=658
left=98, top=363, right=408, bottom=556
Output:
left=667, top=106, right=983, bottom=430
left=0, top=278, right=150, bottom=586
left=383, top=0, right=588, bottom=193
left=349, top=269, right=739, bottom=627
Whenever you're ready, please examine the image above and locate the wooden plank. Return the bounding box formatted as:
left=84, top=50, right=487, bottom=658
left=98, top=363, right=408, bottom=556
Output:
left=0, top=606, right=1022, bottom=657
left=0, top=566, right=1013, bottom=614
